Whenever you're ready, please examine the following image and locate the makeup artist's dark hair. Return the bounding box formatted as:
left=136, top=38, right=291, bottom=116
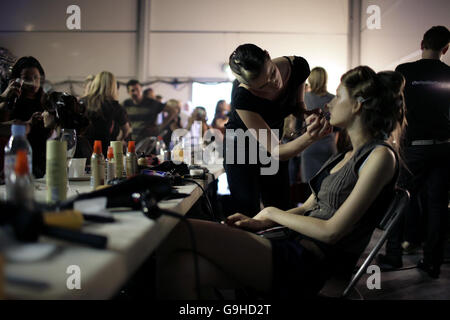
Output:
left=229, top=44, right=269, bottom=83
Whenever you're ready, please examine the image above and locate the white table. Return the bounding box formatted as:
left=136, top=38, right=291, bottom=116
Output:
left=1, top=163, right=224, bottom=299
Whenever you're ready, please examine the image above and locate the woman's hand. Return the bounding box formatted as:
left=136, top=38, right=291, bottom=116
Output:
left=1, top=79, right=22, bottom=102
left=224, top=208, right=278, bottom=231
left=29, top=112, right=43, bottom=125
left=22, top=112, right=43, bottom=134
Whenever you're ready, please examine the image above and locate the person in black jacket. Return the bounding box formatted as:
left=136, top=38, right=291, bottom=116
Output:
left=378, top=26, right=450, bottom=278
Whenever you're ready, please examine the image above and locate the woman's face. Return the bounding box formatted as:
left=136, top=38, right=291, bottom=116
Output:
left=20, top=67, right=41, bottom=97
left=237, top=59, right=283, bottom=92
left=327, top=84, right=355, bottom=128
left=42, top=110, right=55, bottom=128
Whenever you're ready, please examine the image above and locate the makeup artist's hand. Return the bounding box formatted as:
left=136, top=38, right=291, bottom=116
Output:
left=305, top=113, right=332, bottom=141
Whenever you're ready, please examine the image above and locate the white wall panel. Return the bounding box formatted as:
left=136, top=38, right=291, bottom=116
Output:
left=150, top=0, right=348, bottom=33
left=0, top=32, right=136, bottom=81
left=0, top=0, right=137, bottom=31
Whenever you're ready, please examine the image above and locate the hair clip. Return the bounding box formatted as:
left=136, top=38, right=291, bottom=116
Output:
left=356, top=96, right=372, bottom=104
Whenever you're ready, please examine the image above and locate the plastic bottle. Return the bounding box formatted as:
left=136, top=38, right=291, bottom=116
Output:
left=90, top=140, right=105, bottom=189
left=4, top=124, right=33, bottom=192
left=110, top=141, right=124, bottom=178
left=106, top=146, right=116, bottom=184
left=126, top=141, right=138, bottom=178
left=46, top=140, right=67, bottom=203
left=156, top=136, right=167, bottom=162
left=6, top=150, right=34, bottom=210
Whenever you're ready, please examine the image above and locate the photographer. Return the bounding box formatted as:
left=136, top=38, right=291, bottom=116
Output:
left=0, top=56, right=50, bottom=178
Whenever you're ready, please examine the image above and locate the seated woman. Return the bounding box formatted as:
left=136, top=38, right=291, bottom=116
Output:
left=156, top=66, right=406, bottom=299
left=81, top=71, right=131, bottom=157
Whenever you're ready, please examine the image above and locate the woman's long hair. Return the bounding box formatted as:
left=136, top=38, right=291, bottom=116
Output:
left=212, top=100, right=227, bottom=125
left=308, top=67, right=328, bottom=96
left=84, top=71, right=118, bottom=117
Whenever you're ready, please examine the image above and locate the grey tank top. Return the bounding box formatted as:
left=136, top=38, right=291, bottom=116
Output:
left=304, top=140, right=399, bottom=257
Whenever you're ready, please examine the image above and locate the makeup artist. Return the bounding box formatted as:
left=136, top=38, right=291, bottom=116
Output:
left=224, top=44, right=331, bottom=216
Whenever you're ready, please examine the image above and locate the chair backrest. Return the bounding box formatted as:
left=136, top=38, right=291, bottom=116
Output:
left=340, top=188, right=410, bottom=298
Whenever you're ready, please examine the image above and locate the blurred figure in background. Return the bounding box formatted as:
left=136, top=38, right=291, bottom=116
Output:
left=143, top=87, right=155, bottom=100
left=161, top=98, right=182, bottom=146
left=211, top=99, right=230, bottom=136
left=123, top=79, right=176, bottom=142
left=25, top=91, right=91, bottom=175
left=0, top=56, right=50, bottom=178
left=187, top=106, right=210, bottom=136
left=83, top=74, right=95, bottom=98
left=0, top=56, right=47, bottom=123
left=81, top=71, right=131, bottom=157
left=300, top=67, right=337, bottom=183
left=179, top=102, right=191, bottom=128
left=0, top=47, right=16, bottom=97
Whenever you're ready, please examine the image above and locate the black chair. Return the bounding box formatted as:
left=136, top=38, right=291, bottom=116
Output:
left=335, top=188, right=411, bottom=298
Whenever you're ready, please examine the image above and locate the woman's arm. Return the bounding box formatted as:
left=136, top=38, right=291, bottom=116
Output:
left=226, top=192, right=318, bottom=231
left=236, top=109, right=329, bottom=161
left=263, top=146, right=396, bottom=244
left=117, top=122, right=132, bottom=141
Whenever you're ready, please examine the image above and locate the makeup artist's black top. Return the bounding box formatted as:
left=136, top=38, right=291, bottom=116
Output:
left=395, top=59, right=450, bottom=143
left=226, top=56, right=310, bottom=139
